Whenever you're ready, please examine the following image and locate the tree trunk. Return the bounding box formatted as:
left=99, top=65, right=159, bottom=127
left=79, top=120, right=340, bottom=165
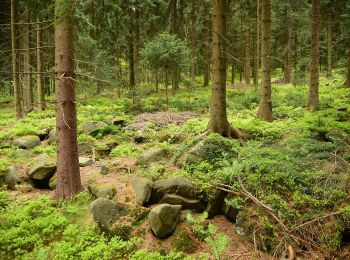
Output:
left=243, top=19, right=251, bottom=85
left=165, top=68, right=169, bottom=105
left=127, top=9, right=135, bottom=96
left=135, top=8, right=140, bottom=85
left=307, top=0, right=320, bottom=110
left=11, top=0, right=24, bottom=119
left=283, top=10, right=292, bottom=83
left=55, top=0, right=82, bottom=200
left=170, top=0, right=178, bottom=94
left=346, top=49, right=350, bottom=88
left=207, top=0, right=235, bottom=137
left=326, top=12, right=332, bottom=78
left=24, top=10, right=33, bottom=110
left=115, top=15, right=121, bottom=98
left=37, top=17, right=46, bottom=110
left=203, top=2, right=210, bottom=87
left=231, top=63, right=235, bottom=85
left=257, top=0, right=273, bottom=122
left=254, top=0, right=260, bottom=90
left=191, top=0, right=196, bottom=81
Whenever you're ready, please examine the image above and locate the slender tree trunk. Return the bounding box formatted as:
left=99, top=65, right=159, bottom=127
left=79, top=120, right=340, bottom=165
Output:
left=346, top=49, right=350, bottom=88
left=115, top=15, right=121, bottom=98
left=55, top=0, right=82, bottom=200
left=165, top=68, right=169, bottom=105
left=257, top=0, right=272, bottom=122
left=326, top=12, right=332, bottom=78
left=170, top=0, right=178, bottom=95
left=11, top=0, right=24, bottom=119
left=135, top=9, right=140, bottom=85
left=283, top=10, right=292, bottom=83
left=191, top=0, right=196, bottom=81
left=243, top=19, right=251, bottom=85
left=307, top=0, right=320, bottom=110
left=231, top=63, right=235, bottom=85
left=127, top=9, right=135, bottom=97
left=207, top=0, right=237, bottom=137
left=24, top=10, right=33, bottom=110
left=203, top=2, right=210, bottom=87
left=254, top=0, right=260, bottom=90
left=37, top=17, right=46, bottom=110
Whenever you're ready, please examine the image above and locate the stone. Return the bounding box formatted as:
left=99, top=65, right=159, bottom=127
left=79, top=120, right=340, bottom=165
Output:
left=159, top=194, right=206, bottom=212
left=78, top=142, right=93, bottom=155
left=15, top=149, right=34, bottom=159
left=48, top=129, right=56, bottom=144
left=326, top=129, right=350, bottom=145
left=100, top=162, right=110, bottom=175
left=176, top=140, right=207, bottom=167
left=4, top=165, right=20, bottom=190
left=90, top=198, right=128, bottom=230
left=88, top=183, right=116, bottom=199
left=148, top=204, right=182, bottom=238
left=139, top=148, right=167, bottom=165
left=28, top=154, right=56, bottom=188
left=13, top=135, right=41, bottom=149
left=130, top=178, right=153, bottom=205
left=150, top=176, right=200, bottom=204
left=79, top=157, right=93, bottom=167
left=112, top=117, right=126, bottom=126
left=83, top=121, right=108, bottom=135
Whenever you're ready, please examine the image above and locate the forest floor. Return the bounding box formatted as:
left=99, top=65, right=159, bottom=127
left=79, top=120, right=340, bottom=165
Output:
left=1, top=72, right=350, bottom=259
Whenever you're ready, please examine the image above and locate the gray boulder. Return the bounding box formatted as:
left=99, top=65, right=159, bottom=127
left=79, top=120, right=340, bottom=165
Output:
left=15, top=149, right=34, bottom=159
left=111, top=117, right=126, bottom=126
left=13, top=135, right=41, bottom=149
left=28, top=154, right=56, bottom=188
left=131, top=178, right=153, bottom=205
left=159, top=194, right=206, bottom=212
left=78, top=142, right=93, bottom=155
left=0, top=165, right=20, bottom=190
left=79, top=157, right=93, bottom=167
left=82, top=121, right=108, bottom=135
left=150, top=176, right=200, bottom=204
left=326, top=129, right=350, bottom=145
left=100, top=162, right=110, bottom=175
left=148, top=204, right=182, bottom=238
left=48, top=129, right=56, bottom=144
left=90, top=198, right=128, bottom=230
left=88, top=183, right=116, bottom=199
left=139, top=148, right=167, bottom=165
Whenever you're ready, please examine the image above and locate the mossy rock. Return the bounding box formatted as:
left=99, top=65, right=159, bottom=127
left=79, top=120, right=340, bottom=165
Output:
left=171, top=225, right=197, bottom=253
left=13, top=135, right=41, bottom=149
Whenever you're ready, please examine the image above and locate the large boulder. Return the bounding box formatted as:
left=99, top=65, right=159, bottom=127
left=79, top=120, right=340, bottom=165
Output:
left=90, top=198, right=129, bottom=231
left=13, top=135, right=41, bottom=149
left=78, top=142, right=93, bottom=155
left=326, top=129, right=350, bottom=145
left=82, top=121, right=108, bottom=135
left=131, top=178, right=153, bottom=205
left=79, top=157, right=93, bottom=167
left=28, top=154, right=56, bottom=188
left=0, top=165, right=20, bottom=190
left=148, top=204, right=182, bottom=238
left=139, top=148, right=167, bottom=165
left=88, top=183, right=116, bottom=199
left=150, top=176, right=200, bottom=204
left=159, top=194, right=206, bottom=212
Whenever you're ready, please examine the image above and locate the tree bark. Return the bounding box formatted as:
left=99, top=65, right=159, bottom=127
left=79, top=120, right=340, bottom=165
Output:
left=254, top=0, right=260, bottom=90
left=170, top=0, right=178, bottom=95
left=115, top=15, right=121, bottom=98
left=231, top=63, right=235, bottom=85
left=346, top=49, right=350, bottom=88
left=127, top=8, right=135, bottom=97
left=11, top=0, right=24, bottom=119
left=24, top=10, right=33, bottom=110
left=191, top=0, right=196, bottom=81
left=203, top=2, right=210, bottom=87
left=283, top=10, right=292, bottom=83
left=55, top=0, right=82, bottom=200
left=207, top=0, right=236, bottom=137
left=135, top=8, right=140, bottom=85
left=257, top=0, right=273, bottom=122
left=307, top=0, right=320, bottom=110
left=243, top=17, right=251, bottom=85
left=37, top=17, right=46, bottom=110
left=326, top=12, right=332, bottom=78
